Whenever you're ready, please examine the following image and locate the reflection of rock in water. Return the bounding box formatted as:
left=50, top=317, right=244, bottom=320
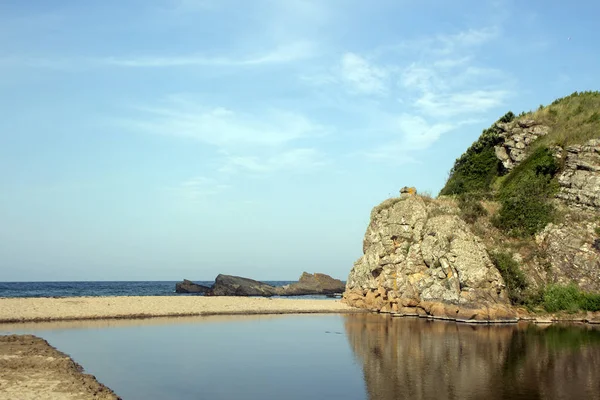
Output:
left=344, top=314, right=600, bottom=400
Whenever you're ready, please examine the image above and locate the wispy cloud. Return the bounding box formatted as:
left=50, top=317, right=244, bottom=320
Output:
left=168, top=176, right=231, bottom=200
left=102, top=41, right=316, bottom=68
left=306, top=26, right=513, bottom=162
left=123, top=96, right=326, bottom=149
left=340, top=53, right=388, bottom=95
left=0, top=40, right=316, bottom=70
left=219, top=148, right=327, bottom=175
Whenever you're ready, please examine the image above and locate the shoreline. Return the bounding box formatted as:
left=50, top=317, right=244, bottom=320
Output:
left=0, top=296, right=363, bottom=324
left=0, top=334, right=120, bottom=400
left=378, top=310, right=600, bottom=325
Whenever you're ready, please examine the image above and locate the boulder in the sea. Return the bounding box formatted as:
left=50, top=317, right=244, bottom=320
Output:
left=208, top=274, right=279, bottom=297
left=278, top=272, right=345, bottom=296
left=175, top=279, right=211, bottom=294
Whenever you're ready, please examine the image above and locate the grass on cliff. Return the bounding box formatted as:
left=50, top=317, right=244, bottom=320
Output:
left=440, top=91, right=600, bottom=238
left=493, top=147, right=560, bottom=237
left=529, top=91, right=600, bottom=148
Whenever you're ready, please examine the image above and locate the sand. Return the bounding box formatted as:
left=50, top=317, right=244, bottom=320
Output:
left=0, top=334, right=120, bottom=400
left=0, top=296, right=361, bottom=323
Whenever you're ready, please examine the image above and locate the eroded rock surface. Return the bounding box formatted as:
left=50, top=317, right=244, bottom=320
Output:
left=536, top=215, right=600, bottom=292
left=343, top=194, right=512, bottom=321
left=556, top=139, right=600, bottom=210
left=494, top=119, right=550, bottom=170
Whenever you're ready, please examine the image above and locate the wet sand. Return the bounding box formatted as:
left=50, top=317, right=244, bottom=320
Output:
left=0, top=334, right=120, bottom=400
left=0, top=296, right=361, bottom=323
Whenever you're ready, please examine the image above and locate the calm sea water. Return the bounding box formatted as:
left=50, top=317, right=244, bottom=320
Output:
left=2, top=314, right=600, bottom=400
left=0, top=281, right=298, bottom=298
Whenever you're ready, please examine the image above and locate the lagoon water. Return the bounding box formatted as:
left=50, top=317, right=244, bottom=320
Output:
left=2, top=314, right=600, bottom=400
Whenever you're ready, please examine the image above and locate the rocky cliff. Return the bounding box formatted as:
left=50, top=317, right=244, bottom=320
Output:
left=344, top=92, right=600, bottom=317
left=343, top=191, right=515, bottom=321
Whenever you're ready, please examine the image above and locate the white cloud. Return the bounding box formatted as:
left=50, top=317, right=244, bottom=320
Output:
left=219, top=148, right=326, bottom=174
left=415, top=90, right=510, bottom=118
left=124, top=98, right=326, bottom=149
left=1, top=41, right=316, bottom=70
left=340, top=53, right=388, bottom=95
left=102, top=41, right=316, bottom=68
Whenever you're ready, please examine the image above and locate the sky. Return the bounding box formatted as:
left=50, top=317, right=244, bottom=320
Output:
left=1, top=0, right=599, bottom=281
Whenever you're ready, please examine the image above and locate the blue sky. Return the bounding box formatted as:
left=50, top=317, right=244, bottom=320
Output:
left=1, top=0, right=598, bottom=281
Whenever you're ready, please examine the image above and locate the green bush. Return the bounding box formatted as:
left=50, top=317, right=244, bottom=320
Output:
left=543, top=284, right=581, bottom=313
left=494, top=147, right=559, bottom=237
left=543, top=284, right=600, bottom=312
left=490, top=251, right=528, bottom=304
left=594, top=226, right=600, bottom=236
left=580, top=292, right=600, bottom=312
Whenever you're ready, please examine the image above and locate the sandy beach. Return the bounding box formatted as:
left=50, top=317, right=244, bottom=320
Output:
left=0, top=296, right=361, bottom=323
left=0, top=334, right=120, bottom=400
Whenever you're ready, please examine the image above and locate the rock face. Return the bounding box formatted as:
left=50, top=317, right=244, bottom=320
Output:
left=278, top=272, right=345, bottom=296
left=175, top=279, right=211, bottom=294
left=494, top=119, right=550, bottom=171
left=343, top=194, right=513, bottom=321
left=209, top=274, right=279, bottom=297
left=536, top=215, right=600, bottom=292
left=556, top=139, right=600, bottom=210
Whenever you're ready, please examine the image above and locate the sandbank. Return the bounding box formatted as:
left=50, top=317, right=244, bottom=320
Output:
left=0, top=296, right=362, bottom=324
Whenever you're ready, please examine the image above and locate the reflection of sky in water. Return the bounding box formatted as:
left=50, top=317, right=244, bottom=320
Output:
left=2, top=315, right=600, bottom=400
left=1, top=315, right=367, bottom=400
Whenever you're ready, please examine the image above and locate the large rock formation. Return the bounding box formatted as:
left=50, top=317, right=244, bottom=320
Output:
left=181, top=272, right=345, bottom=297
left=175, top=279, right=211, bottom=294
left=278, top=272, right=345, bottom=296
left=343, top=193, right=514, bottom=321
left=208, top=274, right=279, bottom=297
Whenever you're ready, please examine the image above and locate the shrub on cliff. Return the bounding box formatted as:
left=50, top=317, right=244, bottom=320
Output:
left=438, top=112, right=514, bottom=196
left=490, top=251, right=528, bottom=304
left=543, top=284, right=600, bottom=313
left=493, top=147, right=559, bottom=237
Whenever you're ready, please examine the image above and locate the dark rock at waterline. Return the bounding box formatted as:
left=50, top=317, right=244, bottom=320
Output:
left=175, top=279, right=211, bottom=294
left=276, top=272, right=345, bottom=296
left=208, top=274, right=279, bottom=297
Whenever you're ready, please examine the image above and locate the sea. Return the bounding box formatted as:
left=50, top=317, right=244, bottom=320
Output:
left=2, top=314, right=600, bottom=400
left=0, top=280, right=330, bottom=298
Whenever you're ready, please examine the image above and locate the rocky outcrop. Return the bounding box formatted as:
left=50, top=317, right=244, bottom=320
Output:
left=208, top=274, right=279, bottom=297
left=494, top=119, right=550, bottom=170
left=535, top=214, right=600, bottom=292
left=192, top=272, right=345, bottom=297
left=175, top=279, right=211, bottom=294
left=343, top=194, right=513, bottom=321
left=556, top=139, right=600, bottom=210
left=278, top=272, right=345, bottom=296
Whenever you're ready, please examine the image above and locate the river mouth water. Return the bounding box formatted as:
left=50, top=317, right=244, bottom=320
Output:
left=2, top=314, right=600, bottom=400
